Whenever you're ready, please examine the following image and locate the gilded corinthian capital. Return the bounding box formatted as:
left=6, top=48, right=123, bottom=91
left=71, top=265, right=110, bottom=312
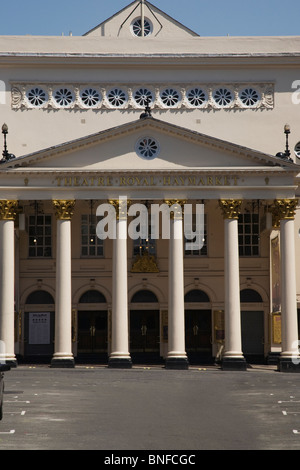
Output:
left=0, top=200, right=19, bottom=220
left=165, top=199, right=187, bottom=219
left=53, top=200, right=75, bottom=220
left=272, top=199, right=298, bottom=227
left=108, top=198, right=131, bottom=220
left=219, top=199, right=242, bottom=219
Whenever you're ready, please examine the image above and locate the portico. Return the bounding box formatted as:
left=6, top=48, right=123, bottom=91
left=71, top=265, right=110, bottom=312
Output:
left=0, top=116, right=299, bottom=371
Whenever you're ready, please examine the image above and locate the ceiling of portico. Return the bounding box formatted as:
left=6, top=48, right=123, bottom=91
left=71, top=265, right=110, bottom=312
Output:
left=2, top=117, right=297, bottom=173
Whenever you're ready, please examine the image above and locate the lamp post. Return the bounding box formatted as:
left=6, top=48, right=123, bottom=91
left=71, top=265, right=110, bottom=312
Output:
left=276, top=124, right=292, bottom=162
left=284, top=124, right=291, bottom=158
left=1, top=124, right=15, bottom=162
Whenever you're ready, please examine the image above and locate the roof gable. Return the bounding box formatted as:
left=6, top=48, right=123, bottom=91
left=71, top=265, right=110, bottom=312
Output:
left=84, top=1, right=199, bottom=39
left=2, top=117, right=296, bottom=173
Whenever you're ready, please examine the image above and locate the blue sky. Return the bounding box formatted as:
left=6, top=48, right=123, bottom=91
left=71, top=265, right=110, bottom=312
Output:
left=1, top=0, right=300, bottom=37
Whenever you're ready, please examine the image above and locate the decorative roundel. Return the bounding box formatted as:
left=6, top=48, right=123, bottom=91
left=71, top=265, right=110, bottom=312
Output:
left=133, top=88, right=154, bottom=107
left=53, top=87, right=74, bottom=107
left=160, top=88, right=181, bottom=107
left=213, top=87, right=234, bottom=107
left=26, top=87, right=48, bottom=107
left=131, top=18, right=152, bottom=37
left=136, top=137, right=160, bottom=160
left=294, top=142, right=300, bottom=159
left=107, top=88, right=127, bottom=107
left=186, top=87, right=207, bottom=107
left=239, top=87, right=260, bottom=107
left=80, top=88, right=101, bottom=107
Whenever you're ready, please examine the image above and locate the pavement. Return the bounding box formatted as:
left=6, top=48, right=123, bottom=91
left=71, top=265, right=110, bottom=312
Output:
left=1, top=363, right=300, bottom=452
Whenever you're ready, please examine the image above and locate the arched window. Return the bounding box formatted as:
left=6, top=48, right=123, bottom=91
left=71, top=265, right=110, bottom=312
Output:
left=79, top=290, right=106, bottom=303
left=240, top=289, right=262, bottom=303
left=131, top=290, right=158, bottom=303
left=184, top=289, right=210, bottom=303
left=26, top=290, right=54, bottom=304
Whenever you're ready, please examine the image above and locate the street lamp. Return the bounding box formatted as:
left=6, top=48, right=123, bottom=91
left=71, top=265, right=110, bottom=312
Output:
left=1, top=123, right=15, bottom=163
left=276, top=124, right=293, bottom=162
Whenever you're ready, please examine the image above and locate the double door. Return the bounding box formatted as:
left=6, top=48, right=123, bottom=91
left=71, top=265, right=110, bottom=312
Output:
left=130, top=310, right=160, bottom=353
left=185, top=309, right=212, bottom=363
left=78, top=311, right=107, bottom=353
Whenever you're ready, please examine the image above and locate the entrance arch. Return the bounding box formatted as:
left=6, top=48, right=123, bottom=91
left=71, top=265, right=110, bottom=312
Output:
left=24, top=290, right=55, bottom=360
left=77, top=289, right=108, bottom=361
left=185, top=289, right=212, bottom=364
left=130, top=289, right=161, bottom=363
left=240, top=289, right=264, bottom=363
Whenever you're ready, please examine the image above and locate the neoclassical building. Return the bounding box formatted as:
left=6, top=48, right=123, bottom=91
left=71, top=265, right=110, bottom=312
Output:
left=0, top=1, right=300, bottom=371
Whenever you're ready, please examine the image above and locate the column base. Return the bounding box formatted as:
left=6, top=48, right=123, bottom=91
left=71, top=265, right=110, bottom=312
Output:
left=50, top=357, right=75, bottom=368
left=267, top=352, right=280, bottom=365
left=278, top=357, right=300, bottom=373
left=222, top=356, right=247, bottom=371
left=108, top=357, right=132, bottom=369
left=165, top=357, right=189, bottom=370
left=4, top=359, right=17, bottom=368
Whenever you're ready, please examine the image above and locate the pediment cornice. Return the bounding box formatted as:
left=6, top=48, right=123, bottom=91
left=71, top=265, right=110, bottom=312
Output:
left=1, top=117, right=298, bottom=172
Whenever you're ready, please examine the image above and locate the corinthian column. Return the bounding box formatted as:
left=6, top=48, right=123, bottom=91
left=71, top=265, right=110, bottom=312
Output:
left=219, top=200, right=246, bottom=370
left=165, top=200, right=188, bottom=369
left=108, top=198, right=132, bottom=368
left=0, top=200, right=19, bottom=367
left=273, top=199, right=300, bottom=372
left=51, top=200, right=75, bottom=368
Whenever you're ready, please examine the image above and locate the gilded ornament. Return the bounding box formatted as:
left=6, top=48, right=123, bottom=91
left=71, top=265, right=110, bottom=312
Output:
left=0, top=200, right=19, bottom=220
left=53, top=200, right=75, bottom=220
left=131, top=251, right=159, bottom=273
left=109, top=199, right=131, bottom=219
left=165, top=199, right=186, bottom=219
left=219, top=199, right=242, bottom=219
left=272, top=199, right=298, bottom=227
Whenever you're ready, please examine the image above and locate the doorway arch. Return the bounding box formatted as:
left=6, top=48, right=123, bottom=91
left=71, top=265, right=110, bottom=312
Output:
left=240, top=288, right=264, bottom=363
left=24, top=290, right=55, bottom=360
left=185, top=289, right=212, bottom=364
left=77, top=289, right=108, bottom=362
left=130, top=289, right=161, bottom=363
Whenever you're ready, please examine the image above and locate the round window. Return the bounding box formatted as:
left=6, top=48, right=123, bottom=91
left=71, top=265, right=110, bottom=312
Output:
left=136, top=137, right=160, bottom=160
left=133, top=88, right=154, bottom=107
left=294, top=142, right=300, bottom=159
left=160, top=88, right=181, bottom=107
left=80, top=88, right=101, bottom=107
left=53, top=88, right=74, bottom=107
left=239, top=87, right=260, bottom=107
left=107, top=88, right=128, bottom=108
left=131, top=17, right=152, bottom=37
left=186, top=87, right=207, bottom=107
left=26, top=87, right=48, bottom=107
left=213, top=87, right=234, bottom=107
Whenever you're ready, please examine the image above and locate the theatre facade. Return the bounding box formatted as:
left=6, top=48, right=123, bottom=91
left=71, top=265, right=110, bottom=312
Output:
left=0, top=1, right=300, bottom=371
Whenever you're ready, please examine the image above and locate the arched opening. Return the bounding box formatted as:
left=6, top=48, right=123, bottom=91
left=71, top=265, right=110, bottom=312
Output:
left=130, top=289, right=161, bottom=363
left=24, top=290, right=55, bottom=361
left=184, top=289, right=212, bottom=364
left=240, top=289, right=264, bottom=363
left=77, top=289, right=108, bottom=363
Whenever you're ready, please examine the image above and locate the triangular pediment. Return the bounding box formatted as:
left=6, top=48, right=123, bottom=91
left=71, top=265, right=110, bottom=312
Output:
left=2, top=117, right=297, bottom=173
left=84, top=1, right=199, bottom=39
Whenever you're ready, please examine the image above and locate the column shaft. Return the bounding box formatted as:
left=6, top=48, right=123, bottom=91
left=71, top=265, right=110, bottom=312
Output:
left=0, top=219, right=17, bottom=366
left=51, top=200, right=75, bottom=368
left=219, top=200, right=246, bottom=371
left=166, top=201, right=188, bottom=369
left=108, top=200, right=132, bottom=368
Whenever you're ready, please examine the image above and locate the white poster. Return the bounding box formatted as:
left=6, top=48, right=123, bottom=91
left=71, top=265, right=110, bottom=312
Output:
left=29, top=312, right=50, bottom=345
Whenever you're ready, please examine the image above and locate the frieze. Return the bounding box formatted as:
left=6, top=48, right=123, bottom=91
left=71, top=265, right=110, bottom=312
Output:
left=10, top=82, right=274, bottom=111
